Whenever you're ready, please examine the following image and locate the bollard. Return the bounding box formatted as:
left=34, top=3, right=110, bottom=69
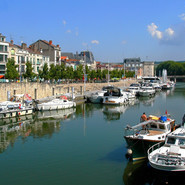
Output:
left=7, top=91, right=10, bottom=101
left=80, top=86, right=83, bottom=95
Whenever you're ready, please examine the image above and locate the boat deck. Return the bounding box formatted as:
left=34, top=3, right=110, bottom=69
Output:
left=147, top=130, right=164, bottom=136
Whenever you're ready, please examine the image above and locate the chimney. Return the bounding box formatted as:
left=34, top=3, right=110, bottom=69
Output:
left=21, top=43, right=27, bottom=49
left=49, top=40, right=52, bottom=45
left=10, top=40, right=14, bottom=45
left=56, top=44, right=59, bottom=47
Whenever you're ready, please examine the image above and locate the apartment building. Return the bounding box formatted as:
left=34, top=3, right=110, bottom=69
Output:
left=9, top=41, right=50, bottom=74
left=0, top=33, right=9, bottom=77
left=123, top=57, right=154, bottom=77
left=29, top=40, right=61, bottom=66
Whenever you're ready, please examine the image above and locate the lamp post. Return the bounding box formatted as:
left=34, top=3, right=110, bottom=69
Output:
left=83, top=52, right=86, bottom=94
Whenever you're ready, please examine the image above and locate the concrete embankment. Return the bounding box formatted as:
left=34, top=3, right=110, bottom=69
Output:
left=0, top=79, right=136, bottom=102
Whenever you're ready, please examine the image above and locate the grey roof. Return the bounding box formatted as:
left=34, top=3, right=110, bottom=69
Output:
left=61, top=52, right=75, bottom=59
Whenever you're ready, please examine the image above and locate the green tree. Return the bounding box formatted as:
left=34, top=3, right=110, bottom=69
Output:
left=49, top=64, right=56, bottom=80
left=156, top=61, right=185, bottom=76
left=74, top=64, right=83, bottom=80
left=89, top=70, right=96, bottom=81
left=41, top=63, right=49, bottom=80
left=102, top=69, right=108, bottom=79
left=5, top=58, right=19, bottom=80
left=96, top=69, right=102, bottom=80
left=54, top=65, right=61, bottom=81
left=24, top=61, right=35, bottom=80
left=60, top=63, right=66, bottom=79
left=66, top=66, right=74, bottom=80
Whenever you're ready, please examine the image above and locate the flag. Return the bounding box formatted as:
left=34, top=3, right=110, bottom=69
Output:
left=165, top=110, right=168, bottom=115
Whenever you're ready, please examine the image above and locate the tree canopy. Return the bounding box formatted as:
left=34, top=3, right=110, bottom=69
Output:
left=24, top=61, right=35, bottom=79
left=156, top=61, right=185, bottom=76
left=5, top=58, right=19, bottom=80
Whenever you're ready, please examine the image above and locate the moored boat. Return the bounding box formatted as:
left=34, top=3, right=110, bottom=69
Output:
left=37, top=98, right=76, bottom=111
left=0, top=101, right=33, bottom=119
left=148, top=127, right=185, bottom=171
left=102, top=87, right=128, bottom=105
left=138, top=85, right=155, bottom=97
left=124, top=115, right=176, bottom=161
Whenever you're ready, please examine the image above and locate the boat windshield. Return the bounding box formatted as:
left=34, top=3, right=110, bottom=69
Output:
left=178, top=138, right=185, bottom=146
left=166, top=137, right=176, bottom=145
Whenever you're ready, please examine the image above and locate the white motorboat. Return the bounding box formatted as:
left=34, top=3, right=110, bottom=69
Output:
left=138, top=85, right=155, bottom=97
left=37, top=98, right=76, bottom=111
left=88, top=91, right=105, bottom=104
left=102, top=87, right=128, bottom=105
left=127, top=83, right=140, bottom=96
left=150, top=82, right=162, bottom=92
left=0, top=101, right=33, bottom=119
left=123, top=91, right=135, bottom=100
left=161, top=83, right=171, bottom=90
left=124, top=115, right=176, bottom=161
left=148, top=127, right=185, bottom=171
left=88, top=85, right=115, bottom=104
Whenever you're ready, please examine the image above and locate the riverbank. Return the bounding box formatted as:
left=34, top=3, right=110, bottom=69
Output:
left=0, top=78, right=136, bottom=102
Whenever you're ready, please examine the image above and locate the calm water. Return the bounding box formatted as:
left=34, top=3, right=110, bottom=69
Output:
left=0, top=83, right=185, bottom=185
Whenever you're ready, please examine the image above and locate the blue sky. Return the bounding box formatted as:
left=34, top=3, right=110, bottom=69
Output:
left=1, top=0, right=185, bottom=63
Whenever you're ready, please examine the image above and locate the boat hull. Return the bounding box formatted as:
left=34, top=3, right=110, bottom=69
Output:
left=0, top=108, right=33, bottom=119
left=124, top=136, right=164, bottom=161
left=37, top=102, right=76, bottom=111
left=138, top=91, right=155, bottom=97
left=149, top=160, right=185, bottom=172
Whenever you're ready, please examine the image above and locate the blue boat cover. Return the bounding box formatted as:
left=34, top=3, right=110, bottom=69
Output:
left=160, top=116, right=167, bottom=122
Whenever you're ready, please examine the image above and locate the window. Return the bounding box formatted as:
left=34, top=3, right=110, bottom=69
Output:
left=21, top=65, right=25, bottom=72
left=150, top=123, right=157, bottom=129
left=159, top=124, right=165, bottom=130
left=5, top=46, right=7, bottom=52
left=5, top=55, right=7, bottom=62
left=11, top=49, right=15, bottom=55
left=0, top=45, right=3, bottom=51
left=0, top=54, right=3, bottom=62
left=0, top=65, right=5, bottom=70
left=179, top=138, right=185, bottom=146
left=167, top=137, right=176, bottom=144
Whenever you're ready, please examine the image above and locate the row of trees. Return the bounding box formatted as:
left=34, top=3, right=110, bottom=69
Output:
left=156, top=60, right=185, bottom=76
left=5, top=58, right=135, bottom=81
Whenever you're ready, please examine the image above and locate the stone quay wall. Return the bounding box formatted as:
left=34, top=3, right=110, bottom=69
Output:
left=0, top=79, right=136, bottom=102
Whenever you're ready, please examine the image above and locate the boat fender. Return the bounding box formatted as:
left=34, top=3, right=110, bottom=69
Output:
left=19, top=104, right=21, bottom=109
left=125, top=148, right=133, bottom=160
left=127, top=148, right=132, bottom=155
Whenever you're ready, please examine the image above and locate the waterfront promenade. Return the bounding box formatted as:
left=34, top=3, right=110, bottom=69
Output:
left=0, top=79, right=136, bottom=102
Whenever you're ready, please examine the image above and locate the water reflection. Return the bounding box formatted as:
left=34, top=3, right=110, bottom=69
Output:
left=103, top=105, right=128, bottom=121
left=123, top=160, right=185, bottom=185
left=137, top=96, right=155, bottom=107
left=0, top=108, right=76, bottom=153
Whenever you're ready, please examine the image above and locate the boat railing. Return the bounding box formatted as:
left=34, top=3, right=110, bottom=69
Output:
left=147, top=141, right=164, bottom=156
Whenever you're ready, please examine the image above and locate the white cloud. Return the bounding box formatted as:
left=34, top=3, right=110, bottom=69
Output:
left=165, top=28, right=174, bottom=36
left=147, top=23, right=175, bottom=44
left=62, top=20, right=66, bottom=26
left=147, top=23, right=163, bottom=39
left=91, top=40, right=99, bottom=44
left=179, top=13, right=185, bottom=21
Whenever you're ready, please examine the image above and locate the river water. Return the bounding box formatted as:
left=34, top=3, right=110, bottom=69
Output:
left=0, top=82, right=185, bottom=185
